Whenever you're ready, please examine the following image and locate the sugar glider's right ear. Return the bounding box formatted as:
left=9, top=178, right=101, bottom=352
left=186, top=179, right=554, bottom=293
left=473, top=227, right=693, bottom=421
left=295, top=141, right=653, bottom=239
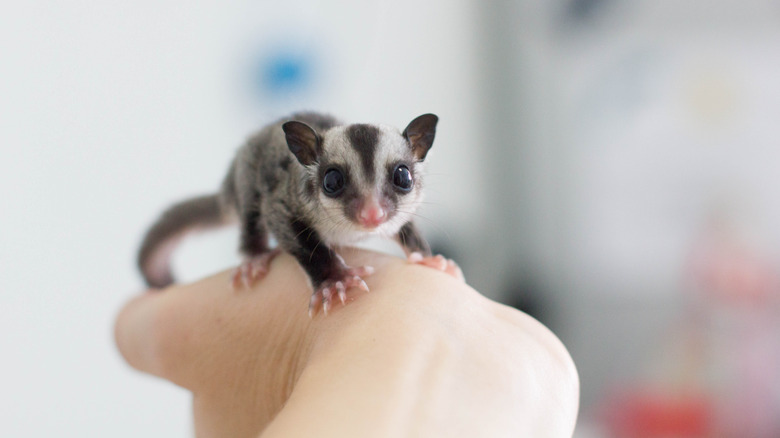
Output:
left=283, top=121, right=321, bottom=166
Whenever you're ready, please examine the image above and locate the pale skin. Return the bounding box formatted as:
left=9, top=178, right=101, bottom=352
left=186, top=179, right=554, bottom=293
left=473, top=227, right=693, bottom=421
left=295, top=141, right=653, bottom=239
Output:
left=114, top=249, right=579, bottom=437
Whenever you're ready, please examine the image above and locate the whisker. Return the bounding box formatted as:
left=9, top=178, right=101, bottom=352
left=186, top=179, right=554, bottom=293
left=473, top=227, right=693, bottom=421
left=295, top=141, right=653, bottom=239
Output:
left=394, top=210, right=451, bottom=239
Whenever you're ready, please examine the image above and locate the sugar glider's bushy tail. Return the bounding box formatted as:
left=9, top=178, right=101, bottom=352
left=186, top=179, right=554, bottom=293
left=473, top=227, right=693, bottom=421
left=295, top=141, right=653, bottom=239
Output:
left=137, top=194, right=227, bottom=288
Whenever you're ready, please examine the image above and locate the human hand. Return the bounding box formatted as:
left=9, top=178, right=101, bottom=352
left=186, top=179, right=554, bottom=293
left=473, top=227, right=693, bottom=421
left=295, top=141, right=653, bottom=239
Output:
left=115, top=249, right=579, bottom=437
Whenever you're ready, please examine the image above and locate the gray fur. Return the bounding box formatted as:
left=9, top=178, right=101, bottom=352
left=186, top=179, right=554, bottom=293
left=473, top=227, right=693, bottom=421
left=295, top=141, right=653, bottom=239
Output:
left=137, top=194, right=226, bottom=287
left=137, top=112, right=437, bottom=290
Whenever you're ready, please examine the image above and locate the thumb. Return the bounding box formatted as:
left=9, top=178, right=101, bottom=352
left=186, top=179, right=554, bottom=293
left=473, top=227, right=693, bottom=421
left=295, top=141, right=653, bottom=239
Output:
left=114, top=254, right=313, bottom=390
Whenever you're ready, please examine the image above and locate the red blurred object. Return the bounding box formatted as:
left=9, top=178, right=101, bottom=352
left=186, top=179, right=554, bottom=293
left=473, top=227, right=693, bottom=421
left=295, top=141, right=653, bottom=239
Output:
left=601, top=389, right=712, bottom=438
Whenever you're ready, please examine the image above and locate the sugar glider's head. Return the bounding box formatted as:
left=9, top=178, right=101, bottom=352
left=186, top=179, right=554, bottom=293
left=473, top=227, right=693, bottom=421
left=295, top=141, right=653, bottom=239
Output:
left=282, top=114, right=437, bottom=242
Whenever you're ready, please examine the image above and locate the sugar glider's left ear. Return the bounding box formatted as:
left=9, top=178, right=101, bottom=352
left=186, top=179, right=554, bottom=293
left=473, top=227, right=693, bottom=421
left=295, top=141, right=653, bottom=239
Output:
left=403, top=113, right=438, bottom=161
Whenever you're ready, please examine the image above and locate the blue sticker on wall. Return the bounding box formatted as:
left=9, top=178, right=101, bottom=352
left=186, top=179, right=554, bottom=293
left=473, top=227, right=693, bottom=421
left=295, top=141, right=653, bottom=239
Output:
left=254, top=49, right=314, bottom=99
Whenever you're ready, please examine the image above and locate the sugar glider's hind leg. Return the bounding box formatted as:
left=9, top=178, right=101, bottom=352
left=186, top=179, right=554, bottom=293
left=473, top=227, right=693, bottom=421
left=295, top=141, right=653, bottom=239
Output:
left=396, top=222, right=464, bottom=281
left=231, top=188, right=280, bottom=289
left=138, top=194, right=228, bottom=288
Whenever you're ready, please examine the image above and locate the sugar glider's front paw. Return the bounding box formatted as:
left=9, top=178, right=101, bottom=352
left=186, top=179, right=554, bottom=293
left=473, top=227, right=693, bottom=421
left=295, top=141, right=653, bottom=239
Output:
left=408, top=252, right=465, bottom=282
left=309, top=266, right=374, bottom=317
left=231, top=249, right=282, bottom=290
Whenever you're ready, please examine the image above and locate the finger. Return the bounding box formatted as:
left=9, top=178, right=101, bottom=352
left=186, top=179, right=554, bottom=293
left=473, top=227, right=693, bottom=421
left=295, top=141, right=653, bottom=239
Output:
left=115, top=276, right=243, bottom=388
left=114, top=280, right=227, bottom=386
left=115, top=259, right=316, bottom=388
left=114, top=289, right=172, bottom=378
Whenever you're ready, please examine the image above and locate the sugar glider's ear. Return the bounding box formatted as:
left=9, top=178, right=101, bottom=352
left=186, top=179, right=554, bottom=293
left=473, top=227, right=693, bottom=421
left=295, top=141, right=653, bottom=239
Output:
left=403, top=113, right=438, bottom=161
left=283, top=121, right=321, bottom=166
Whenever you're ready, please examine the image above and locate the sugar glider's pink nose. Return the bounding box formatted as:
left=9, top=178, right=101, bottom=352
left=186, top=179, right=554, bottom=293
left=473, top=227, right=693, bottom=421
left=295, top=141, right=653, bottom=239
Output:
left=358, top=204, right=387, bottom=228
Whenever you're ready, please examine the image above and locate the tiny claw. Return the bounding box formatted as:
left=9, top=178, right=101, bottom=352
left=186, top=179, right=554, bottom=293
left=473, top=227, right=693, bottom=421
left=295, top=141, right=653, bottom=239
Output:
left=242, top=268, right=252, bottom=289
left=356, top=278, right=369, bottom=292
left=309, top=294, right=321, bottom=318
left=308, top=264, right=374, bottom=315
left=231, top=250, right=281, bottom=290
left=434, top=254, right=447, bottom=270
left=322, top=287, right=332, bottom=302
left=408, top=252, right=424, bottom=263
left=348, top=265, right=374, bottom=277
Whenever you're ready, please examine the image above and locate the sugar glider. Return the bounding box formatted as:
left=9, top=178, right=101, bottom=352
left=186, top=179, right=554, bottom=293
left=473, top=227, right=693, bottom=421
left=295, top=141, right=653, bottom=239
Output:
left=138, top=112, right=458, bottom=315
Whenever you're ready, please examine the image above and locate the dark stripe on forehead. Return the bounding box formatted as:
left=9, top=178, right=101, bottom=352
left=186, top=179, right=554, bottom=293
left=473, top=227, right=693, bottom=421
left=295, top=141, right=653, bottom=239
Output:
left=346, top=124, right=380, bottom=181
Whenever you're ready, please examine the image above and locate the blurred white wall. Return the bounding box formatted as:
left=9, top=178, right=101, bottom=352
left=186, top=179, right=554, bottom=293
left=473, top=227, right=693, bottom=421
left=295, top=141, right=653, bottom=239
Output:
left=0, top=1, right=483, bottom=436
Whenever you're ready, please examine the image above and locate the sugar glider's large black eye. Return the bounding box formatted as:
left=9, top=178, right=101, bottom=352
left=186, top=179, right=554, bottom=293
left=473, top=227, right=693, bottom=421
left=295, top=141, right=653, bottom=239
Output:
left=392, top=165, right=413, bottom=192
left=322, top=168, right=345, bottom=196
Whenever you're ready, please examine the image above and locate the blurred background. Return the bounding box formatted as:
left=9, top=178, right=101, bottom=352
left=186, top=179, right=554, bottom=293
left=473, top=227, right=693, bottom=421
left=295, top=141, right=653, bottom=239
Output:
left=3, top=0, right=780, bottom=436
